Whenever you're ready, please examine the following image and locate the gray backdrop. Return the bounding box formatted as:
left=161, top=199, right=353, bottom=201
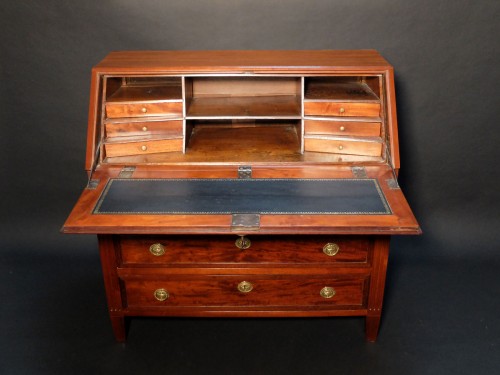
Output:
left=1, top=1, right=499, bottom=374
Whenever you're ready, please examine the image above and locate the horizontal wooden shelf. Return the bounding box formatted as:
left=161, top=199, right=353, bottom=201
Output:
left=107, top=84, right=183, bottom=102
left=186, top=95, right=301, bottom=118
left=305, top=78, right=380, bottom=102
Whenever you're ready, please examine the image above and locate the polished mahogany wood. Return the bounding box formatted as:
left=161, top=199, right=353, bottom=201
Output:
left=64, top=50, right=420, bottom=342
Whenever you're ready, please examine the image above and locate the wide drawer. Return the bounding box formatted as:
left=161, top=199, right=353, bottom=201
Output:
left=124, top=276, right=366, bottom=308
left=105, top=120, right=183, bottom=138
left=118, top=235, right=371, bottom=265
left=105, top=101, right=183, bottom=118
left=304, top=101, right=380, bottom=117
left=304, top=137, right=383, bottom=156
left=104, top=137, right=183, bottom=157
left=304, top=119, right=381, bottom=137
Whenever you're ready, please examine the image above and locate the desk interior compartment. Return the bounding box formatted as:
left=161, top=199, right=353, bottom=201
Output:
left=185, top=76, right=302, bottom=118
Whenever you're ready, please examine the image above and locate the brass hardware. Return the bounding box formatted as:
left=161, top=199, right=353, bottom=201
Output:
left=141, top=107, right=147, bottom=113
left=142, top=126, right=148, bottom=131
left=141, top=145, right=147, bottom=151
left=238, top=281, right=253, bottom=293
left=338, top=145, right=343, bottom=150
left=238, top=165, right=252, bottom=179
left=235, top=236, right=251, bottom=250
left=320, top=286, right=336, bottom=299
left=323, top=243, right=340, bottom=257
left=149, top=243, right=166, bottom=256
left=351, top=166, right=368, bottom=179
left=231, top=214, right=260, bottom=231
left=154, top=288, right=169, bottom=301
left=339, top=107, right=345, bottom=114
left=340, top=126, right=345, bottom=131
left=118, top=166, right=136, bottom=178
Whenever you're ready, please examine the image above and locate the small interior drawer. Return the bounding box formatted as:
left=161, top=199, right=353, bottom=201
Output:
left=104, top=138, right=183, bottom=158
left=304, top=119, right=381, bottom=137
left=105, top=120, right=183, bottom=138
left=118, top=235, right=370, bottom=265
left=304, top=101, right=380, bottom=117
left=304, top=136, right=383, bottom=156
left=124, top=276, right=367, bottom=308
left=105, top=101, right=183, bottom=119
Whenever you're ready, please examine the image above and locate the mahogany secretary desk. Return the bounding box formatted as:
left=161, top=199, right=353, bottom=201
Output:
left=63, top=50, right=420, bottom=342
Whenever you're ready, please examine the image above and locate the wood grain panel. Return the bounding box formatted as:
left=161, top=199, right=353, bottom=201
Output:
left=304, top=101, right=381, bottom=117
left=106, top=101, right=183, bottom=118
left=304, top=137, right=383, bottom=156
left=104, top=138, right=183, bottom=157
left=119, top=235, right=370, bottom=265
left=124, top=276, right=366, bottom=307
left=304, top=119, right=381, bottom=137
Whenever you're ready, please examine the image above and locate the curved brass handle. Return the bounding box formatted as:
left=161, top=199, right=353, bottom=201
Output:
left=235, top=236, right=251, bottom=250
left=323, top=243, right=340, bottom=257
left=149, top=243, right=166, bottom=256
left=237, top=281, right=253, bottom=293
left=320, top=286, right=336, bottom=299
left=153, top=288, right=169, bottom=301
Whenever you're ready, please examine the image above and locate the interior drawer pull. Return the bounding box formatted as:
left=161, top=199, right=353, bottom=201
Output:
left=149, top=243, right=166, bottom=256
left=320, top=286, right=336, bottom=299
left=153, top=288, right=169, bottom=301
left=323, top=243, right=340, bottom=256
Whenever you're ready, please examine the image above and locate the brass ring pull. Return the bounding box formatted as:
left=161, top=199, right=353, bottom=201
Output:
left=320, top=286, right=336, bottom=299
left=235, top=236, right=251, bottom=250
left=323, top=243, right=340, bottom=257
left=237, top=281, right=253, bottom=293
left=149, top=243, right=166, bottom=256
left=153, top=288, right=169, bottom=301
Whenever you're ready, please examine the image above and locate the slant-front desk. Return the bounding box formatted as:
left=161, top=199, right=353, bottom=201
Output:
left=63, top=50, right=420, bottom=342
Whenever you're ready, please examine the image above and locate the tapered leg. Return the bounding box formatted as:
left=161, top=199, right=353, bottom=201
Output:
left=365, top=315, right=382, bottom=342
left=98, top=235, right=127, bottom=342
left=365, top=236, right=390, bottom=342
left=110, top=316, right=126, bottom=342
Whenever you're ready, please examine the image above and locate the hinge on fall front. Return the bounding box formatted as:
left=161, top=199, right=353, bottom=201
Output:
left=238, top=166, right=252, bottom=179
left=118, top=166, right=136, bottom=178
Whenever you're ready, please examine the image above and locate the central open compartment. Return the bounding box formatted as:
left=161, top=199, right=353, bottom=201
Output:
left=185, top=120, right=301, bottom=161
left=185, top=76, right=302, bottom=118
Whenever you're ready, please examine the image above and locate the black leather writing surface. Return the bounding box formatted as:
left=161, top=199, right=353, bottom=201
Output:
left=93, top=179, right=391, bottom=215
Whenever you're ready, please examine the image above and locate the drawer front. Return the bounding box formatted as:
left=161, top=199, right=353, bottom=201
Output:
left=125, top=276, right=366, bottom=308
left=304, top=137, right=382, bottom=157
left=304, top=119, right=381, bottom=137
left=106, top=101, right=183, bottom=118
left=104, top=138, right=183, bottom=158
left=119, top=235, right=370, bottom=265
left=304, top=101, right=380, bottom=117
left=304, top=137, right=382, bottom=156
left=105, top=120, right=183, bottom=138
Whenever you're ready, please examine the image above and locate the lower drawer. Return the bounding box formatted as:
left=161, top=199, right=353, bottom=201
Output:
left=124, top=276, right=367, bottom=308
left=119, top=235, right=370, bottom=265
